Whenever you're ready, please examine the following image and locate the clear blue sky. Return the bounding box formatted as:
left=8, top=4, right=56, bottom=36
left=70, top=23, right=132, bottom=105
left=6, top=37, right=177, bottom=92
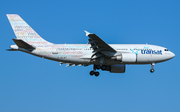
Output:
left=0, top=0, right=180, bottom=112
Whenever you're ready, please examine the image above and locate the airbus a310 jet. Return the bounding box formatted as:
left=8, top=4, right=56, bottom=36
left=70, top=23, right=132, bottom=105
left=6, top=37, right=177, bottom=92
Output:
left=7, top=14, right=175, bottom=76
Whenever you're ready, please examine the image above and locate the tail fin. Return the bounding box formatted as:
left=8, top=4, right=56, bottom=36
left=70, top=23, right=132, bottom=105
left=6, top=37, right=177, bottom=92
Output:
left=7, top=14, right=52, bottom=46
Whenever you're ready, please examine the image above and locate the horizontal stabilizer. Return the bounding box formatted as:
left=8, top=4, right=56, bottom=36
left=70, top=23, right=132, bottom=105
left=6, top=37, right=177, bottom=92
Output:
left=12, top=39, right=35, bottom=50
left=6, top=49, right=18, bottom=51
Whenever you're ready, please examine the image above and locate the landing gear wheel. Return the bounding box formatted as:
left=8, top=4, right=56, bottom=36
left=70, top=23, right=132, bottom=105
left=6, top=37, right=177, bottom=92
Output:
left=150, top=63, right=155, bottom=73
left=96, top=65, right=101, bottom=70
left=94, top=72, right=100, bottom=77
left=101, top=65, right=106, bottom=70
left=150, top=69, right=155, bottom=73
left=90, top=71, right=94, bottom=76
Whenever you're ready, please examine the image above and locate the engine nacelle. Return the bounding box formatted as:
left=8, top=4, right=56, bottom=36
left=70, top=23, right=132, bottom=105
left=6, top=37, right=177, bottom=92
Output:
left=102, top=64, right=125, bottom=73
left=112, top=53, right=137, bottom=63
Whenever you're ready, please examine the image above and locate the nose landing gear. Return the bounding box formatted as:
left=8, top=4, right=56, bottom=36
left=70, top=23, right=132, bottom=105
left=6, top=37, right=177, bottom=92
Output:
left=150, top=63, right=155, bottom=73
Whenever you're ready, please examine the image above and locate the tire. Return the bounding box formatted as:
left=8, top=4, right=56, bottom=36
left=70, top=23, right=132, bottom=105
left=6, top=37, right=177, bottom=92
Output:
left=90, top=71, right=94, bottom=76
left=96, top=65, right=101, bottom=70
left=94, top=72, right=100, bottom=77
left=150, top=69, right=154, bottom=73
left=101, top=66, right=106, bottom=70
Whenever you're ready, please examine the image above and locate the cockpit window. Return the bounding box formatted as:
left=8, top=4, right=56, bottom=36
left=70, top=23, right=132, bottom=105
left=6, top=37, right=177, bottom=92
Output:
left=164, top=49, right=169, bottom=51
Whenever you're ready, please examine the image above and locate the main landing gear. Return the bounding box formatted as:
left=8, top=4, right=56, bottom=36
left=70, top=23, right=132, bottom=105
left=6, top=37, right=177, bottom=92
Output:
left=90, top=57, right=105, bottom=77
left=90, top=70, right=100, bottom=77
left=150, top=63, right=155, bottom=73
left=89, top=65, right=100, bottom=77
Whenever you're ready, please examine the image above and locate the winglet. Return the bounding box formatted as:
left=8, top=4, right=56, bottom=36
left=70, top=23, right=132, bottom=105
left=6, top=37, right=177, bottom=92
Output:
left=84, top=30, right=91, bottom=36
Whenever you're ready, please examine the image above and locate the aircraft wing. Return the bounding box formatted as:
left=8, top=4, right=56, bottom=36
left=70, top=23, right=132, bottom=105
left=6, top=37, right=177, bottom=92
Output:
left=85, top=31, right=116, bottom=57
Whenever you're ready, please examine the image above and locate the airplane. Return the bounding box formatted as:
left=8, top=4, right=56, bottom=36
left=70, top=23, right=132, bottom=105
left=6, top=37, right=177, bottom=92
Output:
left=7, top=14, right=175, bottom=76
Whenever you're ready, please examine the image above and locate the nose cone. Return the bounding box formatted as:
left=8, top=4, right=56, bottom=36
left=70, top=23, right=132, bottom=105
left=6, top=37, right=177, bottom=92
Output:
left=167, top=51, right=175, bottom=60
left=171, top=52, right=175, bottom=58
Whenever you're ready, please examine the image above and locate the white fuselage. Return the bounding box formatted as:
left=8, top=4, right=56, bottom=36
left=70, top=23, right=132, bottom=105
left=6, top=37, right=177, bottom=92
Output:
left=25, top=44, right=175, bottom=65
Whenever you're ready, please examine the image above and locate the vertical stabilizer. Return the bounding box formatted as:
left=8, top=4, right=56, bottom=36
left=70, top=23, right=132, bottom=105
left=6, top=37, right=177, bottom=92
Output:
left=7, top=14, right=52, bottom=46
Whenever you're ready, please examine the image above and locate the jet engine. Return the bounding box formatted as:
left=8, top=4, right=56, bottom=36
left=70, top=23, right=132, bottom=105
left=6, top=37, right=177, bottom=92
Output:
left=112, top=53, right=137, bottom=63
left=101, top=64, right=125, bottom=73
